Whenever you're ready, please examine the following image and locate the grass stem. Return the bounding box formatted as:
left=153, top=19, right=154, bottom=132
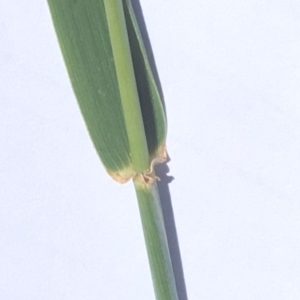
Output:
left=103, top=0, right=149, bottom=174
left=134, top=178, right=179, bottom=300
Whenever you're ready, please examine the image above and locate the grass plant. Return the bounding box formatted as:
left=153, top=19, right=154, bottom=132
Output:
left=47, top=1, right=179, bottom=299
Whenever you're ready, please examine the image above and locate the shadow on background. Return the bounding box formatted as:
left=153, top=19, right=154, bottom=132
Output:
left=130, top=1, right=188, bottom=299
left=155, top=159, right=188, bottom=300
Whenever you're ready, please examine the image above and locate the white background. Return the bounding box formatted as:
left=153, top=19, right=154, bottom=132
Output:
left=1, top=0, right=300, bottom=299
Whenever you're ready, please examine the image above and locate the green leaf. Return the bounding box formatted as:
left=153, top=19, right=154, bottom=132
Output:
left=47, top=0, right=167, bottom=182
left=48, top=0, right=133, bottom=180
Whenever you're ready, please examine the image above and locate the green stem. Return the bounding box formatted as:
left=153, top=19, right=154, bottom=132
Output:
left=103, top=0, right=149, bottom=174
left=134, top=178, right=179, bottom=300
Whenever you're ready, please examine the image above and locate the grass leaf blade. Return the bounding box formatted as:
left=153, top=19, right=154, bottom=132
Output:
left=47, top=0, right=134, bottom=180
